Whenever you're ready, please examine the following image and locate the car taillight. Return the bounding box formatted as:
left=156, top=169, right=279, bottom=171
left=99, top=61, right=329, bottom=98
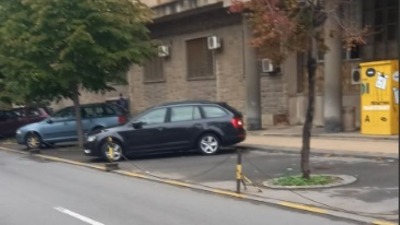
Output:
left=118, top=115, right=127, bottom=124
left=231, top=117, right=243, bottom=129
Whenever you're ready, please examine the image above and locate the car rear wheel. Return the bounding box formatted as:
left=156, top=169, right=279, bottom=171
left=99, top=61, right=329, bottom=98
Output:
left=198, top=133, right=220, bottom=155
left=101, top=139, right=123, bottom=161
left=25, top=132, right=41, bottom=149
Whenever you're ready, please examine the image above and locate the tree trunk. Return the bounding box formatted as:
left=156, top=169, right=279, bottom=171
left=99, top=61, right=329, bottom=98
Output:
left=301, top=44, right=317, bottom=179
left=71, top=84, right=84, bottom=148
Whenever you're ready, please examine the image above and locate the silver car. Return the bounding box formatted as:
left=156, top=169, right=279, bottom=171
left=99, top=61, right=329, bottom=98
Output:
left=16, top=103, right=128, bottom=149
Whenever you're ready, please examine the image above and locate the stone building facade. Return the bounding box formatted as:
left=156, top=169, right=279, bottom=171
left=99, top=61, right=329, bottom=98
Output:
left=128, top=4, right=246, bottom=115
left=58, top=0, right=397, bottom=130
left=126, top=0, right=398, bottom=129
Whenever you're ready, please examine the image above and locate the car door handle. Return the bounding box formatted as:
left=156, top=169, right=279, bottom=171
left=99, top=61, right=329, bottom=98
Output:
left=157, top=127, right=164, bottom=131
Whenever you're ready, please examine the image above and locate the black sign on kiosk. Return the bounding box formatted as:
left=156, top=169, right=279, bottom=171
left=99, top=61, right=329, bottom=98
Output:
left=366, top=68, right=376, bottom=77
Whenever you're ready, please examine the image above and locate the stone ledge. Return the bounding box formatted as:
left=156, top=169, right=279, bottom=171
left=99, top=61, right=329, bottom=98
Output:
left=263, top=174, right=357, bottom=189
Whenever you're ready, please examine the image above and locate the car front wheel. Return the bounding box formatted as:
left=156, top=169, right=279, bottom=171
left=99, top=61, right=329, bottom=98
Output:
left=101, top=139, right=123, bottom=161
left=25, top=132, right=41, bottom=149
left=198, top=133, right=220, bottom=155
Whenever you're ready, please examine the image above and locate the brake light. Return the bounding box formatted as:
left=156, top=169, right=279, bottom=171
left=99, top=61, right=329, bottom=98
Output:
left=118, top=115, right=127, bottom=124
left=231, top=117, right=243, bottom=129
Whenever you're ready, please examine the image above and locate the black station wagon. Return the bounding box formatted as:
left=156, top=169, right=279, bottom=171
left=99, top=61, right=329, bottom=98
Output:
left=83, top=101, right=246, bottom=160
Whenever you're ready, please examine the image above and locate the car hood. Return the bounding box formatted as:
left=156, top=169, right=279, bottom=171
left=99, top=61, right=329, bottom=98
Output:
left=100, top=125, right=128, bottom=134
left=18, top=121, right=42, bottom=132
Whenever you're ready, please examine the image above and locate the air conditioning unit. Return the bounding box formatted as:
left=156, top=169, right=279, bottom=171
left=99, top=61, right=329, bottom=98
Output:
left=157, top=45, right=170, bottom=57
left=261, top=58, right=274, bottom=73
left=207, top=36, right=221, bottom=50
left=351, top=68, right=361, bottom=84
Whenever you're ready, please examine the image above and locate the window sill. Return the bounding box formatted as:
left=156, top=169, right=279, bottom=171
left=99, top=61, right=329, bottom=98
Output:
left=187, top=76, right=216, bottom=81
left=143, top=79, right=166, bottom=84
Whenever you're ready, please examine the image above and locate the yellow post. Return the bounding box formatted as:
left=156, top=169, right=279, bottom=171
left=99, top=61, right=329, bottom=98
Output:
left=236, top=148, right=242, bottom=193
left=359, top=60, right=399, bottom=135
left=107, top=137, right=114, bottom=162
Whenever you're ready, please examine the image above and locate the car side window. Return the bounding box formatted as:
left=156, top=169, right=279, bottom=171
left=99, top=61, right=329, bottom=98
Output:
left=26, top=108, right=40, bottom=117
left=138, top=108, right=167, bottom=125
left=0, top=111, right=5, bottom=121
left=5, top=111, right=19, bottom=119
left=83, top=106, right=96, bottom=118
left=0, top=111, right=18, bottom=121
left=170, top=106, right=201, bottom=122
left=103, top=106, right=116, bottom=116
left=52, top=107, right=74, bottom=120
left=202, top=106, right=228, bottom=118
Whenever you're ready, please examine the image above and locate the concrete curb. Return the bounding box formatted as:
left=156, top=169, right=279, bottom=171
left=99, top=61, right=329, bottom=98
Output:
left=0, top=146, right=397, bottom=225
left=247, top=132, right=399, bottom=142
left=238, top=144, right=399, bottom=160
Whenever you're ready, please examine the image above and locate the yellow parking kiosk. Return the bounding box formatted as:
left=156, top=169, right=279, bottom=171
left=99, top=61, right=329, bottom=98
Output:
left=359, top=60, right=399, bottom=135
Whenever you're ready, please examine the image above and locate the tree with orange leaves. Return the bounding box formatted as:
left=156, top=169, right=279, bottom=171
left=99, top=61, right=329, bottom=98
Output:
left=230, top=0, right=366, bottom=179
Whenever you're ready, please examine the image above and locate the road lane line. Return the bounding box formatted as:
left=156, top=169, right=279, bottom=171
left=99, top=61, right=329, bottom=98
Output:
left=55, top=207, right=105, bottom=225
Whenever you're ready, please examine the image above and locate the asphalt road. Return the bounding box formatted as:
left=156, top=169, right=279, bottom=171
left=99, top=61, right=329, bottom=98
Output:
left=0, top=150, right=363, bottom=225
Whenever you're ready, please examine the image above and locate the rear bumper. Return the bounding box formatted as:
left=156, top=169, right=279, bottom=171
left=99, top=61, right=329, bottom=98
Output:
left=222, top=130, right=246, bottom=146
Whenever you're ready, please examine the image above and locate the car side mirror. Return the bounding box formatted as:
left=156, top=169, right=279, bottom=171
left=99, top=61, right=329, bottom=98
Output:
left=46, top=118, right=53, bottom=124
left=132, top=121, right=144, bottom=129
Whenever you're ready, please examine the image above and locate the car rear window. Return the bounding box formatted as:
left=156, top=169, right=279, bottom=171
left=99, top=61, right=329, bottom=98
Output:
left=108, top=104, right=126, bottom=115
left=216, top=102, right=242, bottom=117
left=202, top=105, right=228, bottom=118
left=84, top=105, right=115, bottom=117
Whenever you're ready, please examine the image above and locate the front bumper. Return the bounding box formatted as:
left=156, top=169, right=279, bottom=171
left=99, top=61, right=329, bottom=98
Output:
left=83, top=140, right=101, bottom=157
left=16, top=133, right=25, bottom=145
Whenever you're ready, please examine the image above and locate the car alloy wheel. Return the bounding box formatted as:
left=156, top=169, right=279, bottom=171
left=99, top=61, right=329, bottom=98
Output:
left=26, top=133, right=41, bottom=149
left=198, top=133, right=220, bottom=155
left=102, top=140, right=123, bottom=161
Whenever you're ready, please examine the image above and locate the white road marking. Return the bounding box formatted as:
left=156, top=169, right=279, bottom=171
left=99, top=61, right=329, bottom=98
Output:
left=55, top=206, right=105, bottom=225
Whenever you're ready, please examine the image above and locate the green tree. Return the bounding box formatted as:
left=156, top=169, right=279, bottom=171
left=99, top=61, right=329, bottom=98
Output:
left=0, top=0, right=155, bottom=147
left=230, top=0, right=366, bottom=178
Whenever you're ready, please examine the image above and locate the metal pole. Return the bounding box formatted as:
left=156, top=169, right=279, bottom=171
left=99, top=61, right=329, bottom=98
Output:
left=236, top=148, right=242, bottom=193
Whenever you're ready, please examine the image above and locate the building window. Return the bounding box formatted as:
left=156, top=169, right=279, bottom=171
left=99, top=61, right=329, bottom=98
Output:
left=362, top=0, right=399, bottom=59
left=186, top=37, right=215, bottom=79
left=143, top=57, right=164, bottom=83
left=317, top=0, right=362, bottom=61
left=372, top=0, right=398, bottom=42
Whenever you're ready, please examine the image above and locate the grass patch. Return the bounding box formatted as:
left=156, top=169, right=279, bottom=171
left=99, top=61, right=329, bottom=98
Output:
left=273, top=175, right=335, bottom=186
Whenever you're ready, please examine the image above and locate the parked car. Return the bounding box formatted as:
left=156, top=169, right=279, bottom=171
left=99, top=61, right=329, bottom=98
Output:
left=0, top=110, right=25, bottom=138
left=83, top=100, right=246, bottom=161
left=16, top=103, right=128, bottom=148
left=0, top=107, right=50, bottom=138
left=12, top=106, right=50, bottom=123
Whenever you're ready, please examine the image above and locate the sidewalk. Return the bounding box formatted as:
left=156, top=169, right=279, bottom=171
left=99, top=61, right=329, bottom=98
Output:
left=241, top=126, right=399, bottom=158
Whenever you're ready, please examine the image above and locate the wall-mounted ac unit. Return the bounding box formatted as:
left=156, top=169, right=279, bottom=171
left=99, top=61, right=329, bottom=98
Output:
left=158, top=45, right=170, bottom=57
left=351, top=68, right=361, bottom=84
left=261, top=58, right=274, bottom=73
left=207, top=36, right=221, bottom=50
